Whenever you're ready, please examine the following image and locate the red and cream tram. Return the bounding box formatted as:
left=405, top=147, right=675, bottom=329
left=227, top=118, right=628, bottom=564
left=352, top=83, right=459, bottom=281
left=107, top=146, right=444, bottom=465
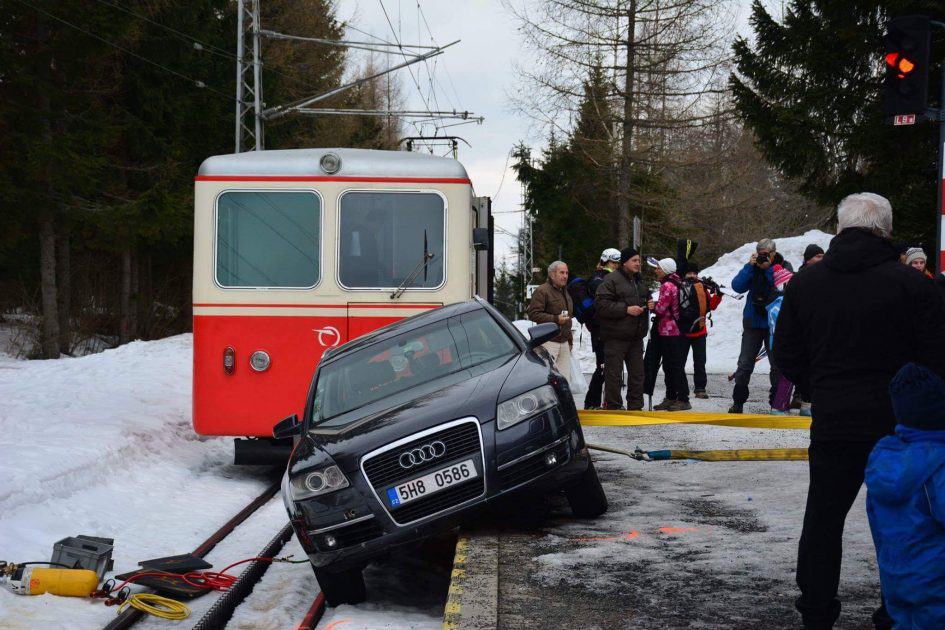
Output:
left=192, top=148, right=493, bottom=462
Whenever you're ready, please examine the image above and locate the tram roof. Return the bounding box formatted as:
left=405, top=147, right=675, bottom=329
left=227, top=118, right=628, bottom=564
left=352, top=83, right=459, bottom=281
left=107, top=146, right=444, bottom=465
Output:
left=197, top=148, right=470, bottom=181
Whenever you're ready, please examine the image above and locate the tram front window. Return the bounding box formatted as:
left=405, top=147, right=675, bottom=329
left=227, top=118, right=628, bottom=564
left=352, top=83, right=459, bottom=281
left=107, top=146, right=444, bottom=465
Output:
left=338, top=191, right=445, bottom=290
left=215, top=190, right=321, bottom=288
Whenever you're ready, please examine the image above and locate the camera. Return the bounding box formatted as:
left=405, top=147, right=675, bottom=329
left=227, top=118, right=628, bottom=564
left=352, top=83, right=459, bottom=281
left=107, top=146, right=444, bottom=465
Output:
left=756, top=252, right=769, bottom=265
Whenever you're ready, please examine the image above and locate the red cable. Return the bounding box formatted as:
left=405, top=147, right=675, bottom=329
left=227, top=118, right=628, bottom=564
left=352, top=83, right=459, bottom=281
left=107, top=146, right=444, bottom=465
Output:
left=104, top=557, right=277, bottom=595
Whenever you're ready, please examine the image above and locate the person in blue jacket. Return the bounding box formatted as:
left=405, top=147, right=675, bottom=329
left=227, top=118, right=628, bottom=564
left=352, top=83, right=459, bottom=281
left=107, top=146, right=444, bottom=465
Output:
left=865, top=362, right=945, bottom=628
left=728, top=238, right=782, bottom=413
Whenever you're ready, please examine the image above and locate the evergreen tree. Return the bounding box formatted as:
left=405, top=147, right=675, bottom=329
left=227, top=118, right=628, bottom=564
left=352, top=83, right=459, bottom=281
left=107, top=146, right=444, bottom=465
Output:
left=731, top=1, right=944, bottom=256
left=514, top=64, right=672, bottom=280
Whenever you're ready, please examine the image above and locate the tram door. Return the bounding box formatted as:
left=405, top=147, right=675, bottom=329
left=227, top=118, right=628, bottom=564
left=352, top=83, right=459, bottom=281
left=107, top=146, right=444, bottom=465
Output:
left=473, top=196, right=493, bottom=303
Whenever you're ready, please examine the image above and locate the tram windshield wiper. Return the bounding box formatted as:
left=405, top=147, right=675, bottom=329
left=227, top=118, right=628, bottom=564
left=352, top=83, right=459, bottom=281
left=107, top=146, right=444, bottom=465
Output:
left=390, top=251, right=436, bottom=300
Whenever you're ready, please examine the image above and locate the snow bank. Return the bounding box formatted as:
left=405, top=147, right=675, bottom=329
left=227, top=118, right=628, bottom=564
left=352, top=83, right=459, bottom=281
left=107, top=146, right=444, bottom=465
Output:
left=699, top=229, right=834, bottom=373
left=0, top=334, right=446, bottom=629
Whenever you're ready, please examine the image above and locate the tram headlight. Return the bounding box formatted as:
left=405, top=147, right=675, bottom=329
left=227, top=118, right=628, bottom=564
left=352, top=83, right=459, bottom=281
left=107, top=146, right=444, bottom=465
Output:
left=249, top=350, right=271, bottom=372
left=290, top=465, right=349, bottom=500
left=319, top=152, right=342, bottom=174
left=496, top=385, right=557, bottom=430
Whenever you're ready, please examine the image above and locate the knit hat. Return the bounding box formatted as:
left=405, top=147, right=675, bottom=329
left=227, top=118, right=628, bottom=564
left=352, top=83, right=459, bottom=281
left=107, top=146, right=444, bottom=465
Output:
left=772, top=264, right=793, bottom=289
left=905, top=247, right=927, bottom=266
left=889, top=363, right=945, bottom=430
left=601, top=247, right=621, bottom=263
left=803, top=244, right=824, bottom=263
left=657, top=257, right=677, bottom=275
left=686, top=260, right=701, bottom=275
left=619, top=247, right=639, bottom=265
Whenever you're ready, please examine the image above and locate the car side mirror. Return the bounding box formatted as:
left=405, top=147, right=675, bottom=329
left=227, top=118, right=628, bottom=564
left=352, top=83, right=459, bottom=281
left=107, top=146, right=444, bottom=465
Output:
left=273, top=414, right=302, bottom=439
left=472, top=227, right=490, bottom=251
left=527, top=322, right=560, bottom=349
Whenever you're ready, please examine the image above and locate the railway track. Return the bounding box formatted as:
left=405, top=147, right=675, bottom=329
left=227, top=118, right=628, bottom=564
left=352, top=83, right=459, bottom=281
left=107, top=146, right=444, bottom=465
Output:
left=100, top=472, right=328, bottom=630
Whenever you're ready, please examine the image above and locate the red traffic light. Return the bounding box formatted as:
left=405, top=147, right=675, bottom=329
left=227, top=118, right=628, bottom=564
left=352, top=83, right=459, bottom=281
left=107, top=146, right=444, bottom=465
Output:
left=885, top=51, right=916, bottom=77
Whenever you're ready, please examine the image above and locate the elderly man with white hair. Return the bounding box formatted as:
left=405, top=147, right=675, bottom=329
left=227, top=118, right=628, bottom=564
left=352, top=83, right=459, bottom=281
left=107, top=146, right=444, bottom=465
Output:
left=527, top=260, right=575, bottom=382
left=774, top=192, right=945, bottom=629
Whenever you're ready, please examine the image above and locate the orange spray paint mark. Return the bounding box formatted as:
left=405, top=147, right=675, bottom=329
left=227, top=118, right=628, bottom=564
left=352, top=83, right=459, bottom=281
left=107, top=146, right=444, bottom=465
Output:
left=322, top=621, right=349, bottom=630
left=659, top=526, right=699, bottom=534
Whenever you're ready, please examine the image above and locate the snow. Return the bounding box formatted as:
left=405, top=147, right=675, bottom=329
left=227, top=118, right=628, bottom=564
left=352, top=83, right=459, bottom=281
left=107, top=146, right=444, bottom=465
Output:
left=2, top=228, right=881, bottom=629
left=697, top=229, right=835, bottom=374
left=0, top=335, right=439, bottom=629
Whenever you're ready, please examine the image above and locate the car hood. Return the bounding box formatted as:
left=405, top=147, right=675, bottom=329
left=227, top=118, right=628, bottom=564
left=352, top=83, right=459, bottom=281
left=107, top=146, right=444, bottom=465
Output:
left=299, top=356, right=520, bottom=474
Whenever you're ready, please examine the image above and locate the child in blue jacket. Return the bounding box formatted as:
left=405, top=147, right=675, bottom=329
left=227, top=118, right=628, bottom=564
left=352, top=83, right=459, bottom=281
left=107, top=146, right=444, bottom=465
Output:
left=865, top=362, right=945, bottom=628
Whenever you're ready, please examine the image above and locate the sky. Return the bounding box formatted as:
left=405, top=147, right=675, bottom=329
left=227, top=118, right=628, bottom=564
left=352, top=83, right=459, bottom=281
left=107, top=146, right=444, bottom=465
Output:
left=334, top=0, right=759, bottom=265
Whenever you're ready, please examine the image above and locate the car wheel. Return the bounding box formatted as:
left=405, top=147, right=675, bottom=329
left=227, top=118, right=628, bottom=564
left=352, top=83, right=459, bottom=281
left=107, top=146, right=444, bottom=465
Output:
left=566, top=459, right=608, bottom=518
left=312, top=565, right=367, bottom=607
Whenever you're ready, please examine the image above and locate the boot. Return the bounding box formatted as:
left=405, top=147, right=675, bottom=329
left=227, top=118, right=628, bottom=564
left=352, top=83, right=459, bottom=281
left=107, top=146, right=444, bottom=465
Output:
left=790, top=394, right=803, bottom=409
left=728, top=403, right=744, bottom=414
left=799, top=402, right=812, bottom=417
left=694, top=390, right=709, bottom=399
left=667, top=400, right=692, bottom=411
left=653, top=398, right=675, bottom=411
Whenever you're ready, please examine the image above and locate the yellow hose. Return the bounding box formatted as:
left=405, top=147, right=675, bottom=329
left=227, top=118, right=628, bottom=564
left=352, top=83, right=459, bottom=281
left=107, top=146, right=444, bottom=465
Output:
left=579, top=409, right=811, bottom=430
left=118, top=593, right=190, bottom=621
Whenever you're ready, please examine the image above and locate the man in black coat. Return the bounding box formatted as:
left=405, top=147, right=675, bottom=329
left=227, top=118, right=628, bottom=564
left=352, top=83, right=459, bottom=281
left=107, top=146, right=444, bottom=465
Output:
left=594, top=248, right=650, bottom=410
left=774, top=193, right=945, bottom=629
left=583, top=248, right=622, bottom=409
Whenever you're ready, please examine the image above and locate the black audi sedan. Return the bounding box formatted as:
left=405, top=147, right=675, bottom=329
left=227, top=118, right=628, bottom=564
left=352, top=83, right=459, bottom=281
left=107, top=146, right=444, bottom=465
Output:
left=274, top=298, right=607, bottom=605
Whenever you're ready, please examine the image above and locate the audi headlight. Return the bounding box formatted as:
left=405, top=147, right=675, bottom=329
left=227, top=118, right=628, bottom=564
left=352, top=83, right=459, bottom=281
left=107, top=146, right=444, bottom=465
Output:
left=289, top=465, right=349, bottom=501
left=497, top=384, right=557, bottom=430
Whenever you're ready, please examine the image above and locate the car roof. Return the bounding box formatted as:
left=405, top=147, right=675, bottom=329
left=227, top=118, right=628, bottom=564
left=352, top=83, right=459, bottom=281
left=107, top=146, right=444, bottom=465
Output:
left=321, top=299, right=486, bottom=363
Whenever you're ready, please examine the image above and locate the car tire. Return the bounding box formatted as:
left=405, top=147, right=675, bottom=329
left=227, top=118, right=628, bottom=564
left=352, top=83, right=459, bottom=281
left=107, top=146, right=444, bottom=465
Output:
left=313, top=565, right=367, bottom=607
left=566, top=459, right=608, bottom=518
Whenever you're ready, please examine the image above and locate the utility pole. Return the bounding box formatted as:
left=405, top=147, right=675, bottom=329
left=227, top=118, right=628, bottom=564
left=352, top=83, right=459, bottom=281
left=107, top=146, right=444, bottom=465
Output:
left=235, top=0, right=263, bottom=152
left=232, top=1, right=480, bottom=154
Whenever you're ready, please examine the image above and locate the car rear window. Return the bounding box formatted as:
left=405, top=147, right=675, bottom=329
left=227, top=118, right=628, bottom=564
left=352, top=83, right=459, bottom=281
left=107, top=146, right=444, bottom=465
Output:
left=311, top=310, right=517, bottom=427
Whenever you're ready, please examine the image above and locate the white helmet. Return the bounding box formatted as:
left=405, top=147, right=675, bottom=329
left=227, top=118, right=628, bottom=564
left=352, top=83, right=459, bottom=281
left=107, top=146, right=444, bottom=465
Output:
left=600, top=248, right=621, bottom=263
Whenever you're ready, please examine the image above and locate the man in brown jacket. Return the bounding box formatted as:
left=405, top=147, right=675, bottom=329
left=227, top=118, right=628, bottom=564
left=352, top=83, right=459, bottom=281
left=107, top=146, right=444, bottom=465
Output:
left=594, top=248, right=649, bottom=409
left=527, top=260, right=574, bottom=381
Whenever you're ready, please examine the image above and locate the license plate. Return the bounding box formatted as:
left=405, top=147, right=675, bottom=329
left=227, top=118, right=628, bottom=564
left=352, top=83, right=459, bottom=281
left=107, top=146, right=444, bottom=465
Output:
left=386, top=459, right=478, bottom=507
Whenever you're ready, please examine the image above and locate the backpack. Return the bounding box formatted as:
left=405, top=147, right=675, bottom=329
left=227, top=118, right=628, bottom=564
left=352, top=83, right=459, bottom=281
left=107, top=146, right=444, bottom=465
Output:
left=567, top=277, right=595, bottom=324
left=677, top=278, right=710, bottom=334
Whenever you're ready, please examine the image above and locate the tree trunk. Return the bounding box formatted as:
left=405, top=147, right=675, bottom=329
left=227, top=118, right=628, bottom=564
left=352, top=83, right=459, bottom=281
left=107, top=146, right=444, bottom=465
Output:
left=617, top=1, right=637, bottom=248
left=56, top=225, right=71, bottom=354
left=140, top=250, right=152, bottom=339
left=39, top=210, right=60, bottom=359
left=119, top=244, right=133, bottom=344
left=130, top=247, right=139, bottom=339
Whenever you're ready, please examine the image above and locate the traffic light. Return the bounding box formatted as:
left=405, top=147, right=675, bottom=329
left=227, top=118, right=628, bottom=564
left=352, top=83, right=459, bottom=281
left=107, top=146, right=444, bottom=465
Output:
left=883, top=15, right=931, bottom=122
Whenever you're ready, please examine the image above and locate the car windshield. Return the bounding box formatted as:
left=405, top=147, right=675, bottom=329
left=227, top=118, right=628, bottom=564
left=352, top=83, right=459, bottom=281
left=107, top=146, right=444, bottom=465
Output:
left=311, top=310, right=518, bottom=427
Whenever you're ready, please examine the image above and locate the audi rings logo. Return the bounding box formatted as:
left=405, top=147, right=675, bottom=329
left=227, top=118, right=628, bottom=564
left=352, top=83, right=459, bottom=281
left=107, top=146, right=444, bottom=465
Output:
left=398, top=441, right=447, bottom=469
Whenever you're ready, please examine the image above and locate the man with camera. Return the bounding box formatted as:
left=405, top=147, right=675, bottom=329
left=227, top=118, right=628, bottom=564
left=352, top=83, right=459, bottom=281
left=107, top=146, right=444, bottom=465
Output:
left=728, top=238, right=781, bottom=413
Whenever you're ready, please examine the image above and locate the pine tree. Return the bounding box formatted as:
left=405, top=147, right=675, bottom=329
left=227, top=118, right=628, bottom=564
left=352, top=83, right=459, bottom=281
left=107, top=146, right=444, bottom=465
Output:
left=731, top=0, right=944, bottom=254
left=513, top=63, right=672, bottom=279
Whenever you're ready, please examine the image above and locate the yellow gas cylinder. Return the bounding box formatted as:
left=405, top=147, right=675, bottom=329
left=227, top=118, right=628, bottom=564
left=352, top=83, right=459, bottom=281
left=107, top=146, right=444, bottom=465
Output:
left=12, top=567, right=99, bottom=597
